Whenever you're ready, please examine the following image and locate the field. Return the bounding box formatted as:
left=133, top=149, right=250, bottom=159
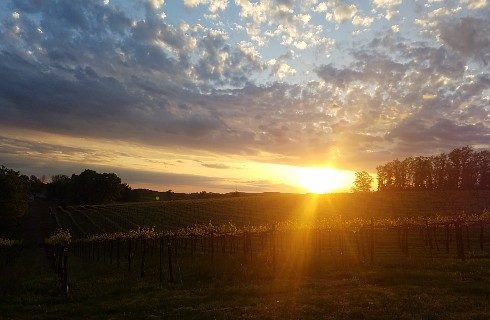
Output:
left=1, top=191, right=490, bottom=319
left=51, top=191, right=490, bottom=236
left=2, top=250, right=490, bottom=319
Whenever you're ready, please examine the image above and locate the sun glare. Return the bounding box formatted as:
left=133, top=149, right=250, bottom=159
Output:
left=294, top=167, right=354, bottom=193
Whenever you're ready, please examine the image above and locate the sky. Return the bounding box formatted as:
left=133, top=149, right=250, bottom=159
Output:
left=0, top=0, right=489, bottom=193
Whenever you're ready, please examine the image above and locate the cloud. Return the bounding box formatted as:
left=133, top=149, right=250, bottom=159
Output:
left=0, top=0, right=488, bottom=178
left=438, top=17, right=490, bottom=64
left=148, top=0, right=165, bottom=9
left=387, top=118, right=490, bottom=146
left=372, top=0, right=402, bottom=8
left=352, top=15, right=374, bottom=27
left=234, top=0, right=334, bottom=54
left=184, top=0, right=228, bottom=13
left=327, top=4, right=358, bottom=24
left=267, top=54, right=297, bottom=79
left=462, top=0, right=487, bottom=9
left=200, top=162, right=233, bottom=169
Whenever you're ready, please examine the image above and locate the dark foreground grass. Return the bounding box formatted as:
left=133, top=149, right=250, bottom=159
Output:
left=1, top=250, right=489, bottom=320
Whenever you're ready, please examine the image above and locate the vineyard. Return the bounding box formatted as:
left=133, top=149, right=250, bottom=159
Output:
left=50, top=191, right=490, bottom=237
left=45, top=192, right=490, bottom=286
left=0, top=238, right=22, bottom=268
left=2, top=192, right=490, bottom=319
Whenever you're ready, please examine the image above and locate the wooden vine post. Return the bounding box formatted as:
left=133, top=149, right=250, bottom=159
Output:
left=116, top=238, right=120, bottom=268
left=445, top=223, right=450, bottom=254
left=167, top=237, right=174, bottom=283
left=159, top=237, right=163, bottom=284
left=403, top=223, right=409, bottom=257
left=272, top=227, right=277, bottom=273
left=61, top=246, right=69, bottom=296
left=369, top=218, right=375, bottom=264
left=140, top=236, right=146, bottom=278
left=455, top=219, right=465, bottom=261
left=480, top=222, right=484, bottom=252
left=127, top=238, right=132, bottom=271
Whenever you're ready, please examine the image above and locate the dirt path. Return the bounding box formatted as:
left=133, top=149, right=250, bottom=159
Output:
left=0, top=201, right=61, bottom=314
left=22, top=201, right=54, bottom=247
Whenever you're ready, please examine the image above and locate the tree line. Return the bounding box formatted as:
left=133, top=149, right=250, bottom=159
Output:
left=2, top=146, right=489, bottom=219
left=48, top=169, right=127, bottom=204
left=0, top=167, right=244, bottom=220
left=0, top=168, right=130, bottom=219
left=376, top=146, right=490, bottom=191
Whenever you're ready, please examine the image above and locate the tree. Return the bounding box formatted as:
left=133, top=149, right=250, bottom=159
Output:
left=29, top=175, right=47, bottom=196
left=375, top=146, right=488, bottom=191
left=47, top=174, right=71, bottom=201
left=71, top=169, right=122, bottom=204
left=46, top=170, right=125, bottom=204
left=352, top=171, right=373, bottom=193
left=0, top=166, right=29, bottom=219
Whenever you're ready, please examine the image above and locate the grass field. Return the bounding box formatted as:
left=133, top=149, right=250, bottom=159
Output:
left=1, top=248, right=489, bottom=319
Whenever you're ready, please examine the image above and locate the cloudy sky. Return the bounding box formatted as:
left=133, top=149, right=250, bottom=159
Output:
left=0, top=0, right=489, bottom=192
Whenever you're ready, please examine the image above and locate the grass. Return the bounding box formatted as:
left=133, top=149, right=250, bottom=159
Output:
left=2, top=200, right=489, bottom=319
left=1, top=251, right=489, bottom=319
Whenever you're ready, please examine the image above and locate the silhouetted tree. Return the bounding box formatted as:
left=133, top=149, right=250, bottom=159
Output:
left=352, top=171, right=373, bottom=192
left=476, top=150, right=490, bottom=189
left=29, top=175, right=47, bottom=197
left=71, top=169, right=122, bottom=204
left=376, top=146, right=489, bottom=191
left=46, top=170, right=125, bottom=204
left=0, top=166, right=29, bottom=219
left=47, top=174, right=71, bottom=201
left=119, top=183, right=134, bottom=202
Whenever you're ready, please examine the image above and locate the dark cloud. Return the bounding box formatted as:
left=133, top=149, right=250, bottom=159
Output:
left=438, top=17, right=490, bottom=65
left=0, top=136, right=91, bottom=156
left=387, top=118, right=490, bottom=145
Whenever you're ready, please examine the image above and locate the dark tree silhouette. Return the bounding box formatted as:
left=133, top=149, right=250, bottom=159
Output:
left=352, top=171, right=373, bottom=192
left=47, top=175, right=72, bottom=201
left=376, top=146, right=489, bottom=191
left=46, top=170, right=125, bottom=204
left=0, top=166, right=29, bottom=219
left=71, top=169, right=123, bottom=204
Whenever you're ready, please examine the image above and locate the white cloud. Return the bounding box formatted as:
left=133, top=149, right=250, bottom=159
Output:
left=327, top=4, right=358, bottom=24
left=184, top=0, right=228, bottom=13
left=245, top=23, right=266, bottom=46
left=315, top=2, right=328, bottom=12
left=384, top=9, right=398, bottom=20
left=268, top=59, right=296, bottom=79
left=237, top=41, right=263, bottom=65
left=235, top=0, right=267, bottom=24
left=296, top=13, right=311, bottom=25
left=294, top=41, right=308, bottom=50
left=372, top=0, right=401, bottom=20
left=352, top=15, right=374, bottom=27
left=148, top=0, right=165, bottom=9
left=461, top=0, right=487, bottom=9
left=372, top=0, right=402, bottom=7
left=428, top=7, right=461, bottom=18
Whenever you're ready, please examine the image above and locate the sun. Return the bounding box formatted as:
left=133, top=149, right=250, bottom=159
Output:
left=294, top=167, right=354, bottom=193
